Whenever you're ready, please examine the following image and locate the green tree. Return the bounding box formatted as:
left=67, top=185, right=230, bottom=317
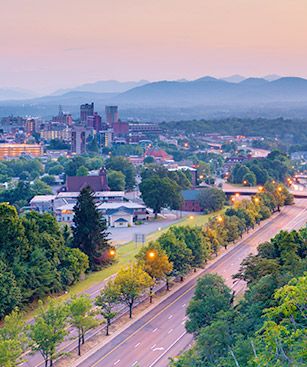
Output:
left=186, top=274, right=232, bottom=334
left=242, top=171, right=256, bottom=186
left=73, top=187, right=111, bottom=270
left=140, top=176, right=183, bottom=218
left=171, top=226, right=211, bottom=268
left=197, top=188, right=225, bottom=213
left=0, top=309, right=27, bottom=367
left=105, top=156, right=136, bottom=190
left=76, top=165, right=89, bottom=176
left=114, top=264, right=153, bottom=318
left=29, top=299, right=68, bottom=367
left=107, top=170, right=126, bottom=191
left=95, top=281, right=120, bottom=335
left=68, top=295, right=97, bottom=356
left=159, top=231, right=192, bottom=280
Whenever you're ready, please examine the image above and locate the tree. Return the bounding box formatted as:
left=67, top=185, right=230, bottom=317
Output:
left=105, top=157, right=136, bottom=190
left=95, top=280, right=120, bottom=335
left=0, top=260, right=22, bottom=319
left=252, top=275, right=307, bottom=366
left=41, top=175, right=56, bottom=186
left=140, top=176, right=183, bottom=218
left=68, top=295, right=97, bottom=356
left=186, top=274, right=232, bottom=334
left=76, top=165, right=89, bottom=176
left=136, top=241, right=173, bottom=301
left=29, top=299, right=68, bottom=367
left=114, top=264, right=153, bottom=318
left=197, top=188, right=225, bottom=213
left=31, top=179, right=53, bottom=195
left=144, top=156, right=155, bottom=164
left=159, top=230, right=192, bottom=280
left=0, top=309, right=26, bottom=367
left=107, top=170, right=126, bottom=191
left=73, top=187, right=111, bottom=270
left=171, top=226, right=211, bottom=268
left=242, top=171, right=256, bottom=186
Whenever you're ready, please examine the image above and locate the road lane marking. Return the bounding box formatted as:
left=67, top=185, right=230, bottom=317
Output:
left=134, top=342, right=140, bottom=348
left=168, top=329, right=173, bottom=334
left=168, top=315, right=173, bottom=319
left=131, top=362, right=138, bottom=367
left=152, top=328, right=158, bottom=333
left=114, top=360, right=120, bottom=365
left=182, top=303, right=186, bottom=307
left=151, top=344, right=156, bottom=349
left=148, top=331, right=187, bottom=367
left=152, top=347, right=164, bottom=351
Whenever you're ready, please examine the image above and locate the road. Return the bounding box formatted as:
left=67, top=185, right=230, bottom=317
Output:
left=72, top=199, right=307, bottom=367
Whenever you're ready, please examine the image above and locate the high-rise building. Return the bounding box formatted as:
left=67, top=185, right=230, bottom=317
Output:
left=25, top=118, right=36, bottom=134
left=71, top=126, right=92, bottom=154
left=105, top=106, right=119, bottom=126
left=87, top=112, right=102, bottom=131
left=80, top=102, right=94, bottom=123
left=0, top=143, right=43, bottom=159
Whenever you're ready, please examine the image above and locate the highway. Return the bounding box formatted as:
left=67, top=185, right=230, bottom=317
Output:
left=71, top=199, right=307, bottom=367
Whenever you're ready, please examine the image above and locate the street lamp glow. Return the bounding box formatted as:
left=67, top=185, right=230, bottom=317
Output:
left=254, top=197, right=260, bottom=204
left=189, top=215, right=194, bottom=220
left=148, top=251, right=156, bottom=259
left=217, top=216, right=223, bottom=223
left=258, top=186, right=264, bottom=192
left=109, top=249, right=116, bottom=256
left=235, top=193, right=240, bottom=197
left=278, top=186, right=282, bottom=192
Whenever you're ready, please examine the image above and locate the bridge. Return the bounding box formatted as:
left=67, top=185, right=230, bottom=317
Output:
left=222, top=183, right=307, bottom=199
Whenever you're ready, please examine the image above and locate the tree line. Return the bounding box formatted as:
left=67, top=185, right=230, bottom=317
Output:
left=171, top=226, right=307, bottom=367
left=229, top=150, right=294, bottom=186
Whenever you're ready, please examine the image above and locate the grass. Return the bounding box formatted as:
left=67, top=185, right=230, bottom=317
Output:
left=24, top=209, right=224, bottom=320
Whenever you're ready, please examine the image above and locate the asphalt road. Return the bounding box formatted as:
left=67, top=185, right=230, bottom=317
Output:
left=73, top=199, right=307, bottom=367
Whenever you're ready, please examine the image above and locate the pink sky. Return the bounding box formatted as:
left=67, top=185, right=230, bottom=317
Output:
left=1, top=0, right=307, bottom=93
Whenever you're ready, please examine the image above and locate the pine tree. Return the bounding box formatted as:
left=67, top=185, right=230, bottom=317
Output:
left=73, top=186, right=111, bottom=270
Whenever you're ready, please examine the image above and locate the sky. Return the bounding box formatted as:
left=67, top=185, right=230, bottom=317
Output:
left=1, top=0, right=307, bottom=93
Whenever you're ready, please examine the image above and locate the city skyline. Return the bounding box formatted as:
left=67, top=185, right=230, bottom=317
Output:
left=1, top=0, right=307, bottom=93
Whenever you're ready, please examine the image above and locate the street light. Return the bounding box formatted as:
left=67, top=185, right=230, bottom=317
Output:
left=243, top=180, right=247, bottom=186
left=254, top=197, right=260, bottom=204
left=278, top=186, right=282, bottom=192
left=109, top=249, right=116, bottom=257
left=235, top=193, right=240, bottom=198
left=189, top=215, right=194, bottom=220
left=217, top=215, right=223, bottom=223
left=258, top=186, right=264, bottom=192
left=147, top=250, right=156, bottom=260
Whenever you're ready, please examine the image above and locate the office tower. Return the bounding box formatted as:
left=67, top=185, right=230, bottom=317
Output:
left=80, top=102, right=94, bottom=123
left=105, top=106, right=119, bottom=126
left=87, top=112, right=102, bottom=131
left=71, top=126, right=91, bottom=154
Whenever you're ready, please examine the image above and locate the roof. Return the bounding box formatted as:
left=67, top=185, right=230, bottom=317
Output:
left=114, top=218, right=129, bottom=223
left=65, top=168, right=109, bottom=192
left=168, top=166, right=197, bottom=172
left=182, top=189, right=202, bottom=201
left=145, top=147, right=173, bottom=160
left=30, top=195, right=56, bottom=204
left=57, top=191, right=124, bottom=199
left=98, top=202, right=146, bottom=210
left=107, top=207, right=134, bottom=215
left=55, top=203, right=75, bottom=211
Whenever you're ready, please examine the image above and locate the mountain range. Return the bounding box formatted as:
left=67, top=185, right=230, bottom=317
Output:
left=1, top=76, right=307, bottom=120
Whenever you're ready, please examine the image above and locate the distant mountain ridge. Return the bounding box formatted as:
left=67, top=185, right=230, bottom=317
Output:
left=51, top=79, right=149, bottom=95
left=1, top=76, right=307, bottom=120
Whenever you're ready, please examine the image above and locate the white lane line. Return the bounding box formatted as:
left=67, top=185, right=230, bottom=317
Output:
left=151, top=344, right=156, bottom=350
left=152, top=347, right=164, bottom=352
left=168, top=328, right=173, bottom=334
left=114, top=360, right=120, bottom=365
left=131, top=362, right=138, bottom=367
left=168, top=315, right=173, bottom=319
left=182, top=316, right=187, bottom=321
left=152, top=328, right=158, bottom=333
left=181, top=321, right=185, bottom=325
left=182, top=303, right=186, bottom=307
left=134, top=342, right=140, bottom=348
left=148, top=331, right=187, bottom=367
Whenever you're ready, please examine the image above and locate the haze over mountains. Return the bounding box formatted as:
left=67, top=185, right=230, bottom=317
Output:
left=1, top=75, right=307, bottom=121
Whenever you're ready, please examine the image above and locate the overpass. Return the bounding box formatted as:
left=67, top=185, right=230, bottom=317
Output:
left=222, top=183, right=307, bottom=199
